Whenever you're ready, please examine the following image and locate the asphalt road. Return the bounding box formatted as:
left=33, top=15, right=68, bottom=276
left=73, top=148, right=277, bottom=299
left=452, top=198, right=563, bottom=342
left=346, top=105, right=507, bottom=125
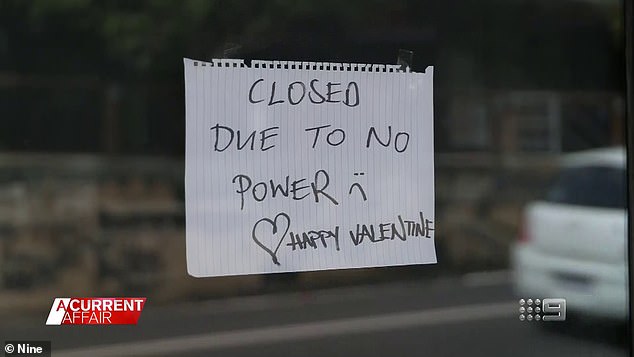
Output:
left=4, top=272, right=629, bottom=357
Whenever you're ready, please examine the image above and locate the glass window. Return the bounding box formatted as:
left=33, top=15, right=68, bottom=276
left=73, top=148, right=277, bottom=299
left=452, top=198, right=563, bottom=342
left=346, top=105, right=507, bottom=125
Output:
left=0, top=1, right=629, bottom=356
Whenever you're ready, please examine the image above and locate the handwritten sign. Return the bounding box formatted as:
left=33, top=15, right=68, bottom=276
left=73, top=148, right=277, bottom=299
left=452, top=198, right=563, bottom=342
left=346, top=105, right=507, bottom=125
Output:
left=184, top=58, right=435, bottom=277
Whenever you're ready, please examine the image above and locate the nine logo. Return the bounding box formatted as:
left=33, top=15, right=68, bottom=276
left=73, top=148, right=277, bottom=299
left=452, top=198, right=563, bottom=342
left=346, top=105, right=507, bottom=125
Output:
left=519, top=298, right=566, bottom=321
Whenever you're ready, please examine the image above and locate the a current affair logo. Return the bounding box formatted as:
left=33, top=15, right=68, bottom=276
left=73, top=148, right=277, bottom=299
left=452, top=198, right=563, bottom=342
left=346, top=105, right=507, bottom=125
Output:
left=46, top=298, right=146, bottom=325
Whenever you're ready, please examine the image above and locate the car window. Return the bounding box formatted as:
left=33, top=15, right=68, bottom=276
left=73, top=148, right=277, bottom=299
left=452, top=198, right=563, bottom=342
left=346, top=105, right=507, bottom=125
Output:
left=546, top=166, right=626, bottom=209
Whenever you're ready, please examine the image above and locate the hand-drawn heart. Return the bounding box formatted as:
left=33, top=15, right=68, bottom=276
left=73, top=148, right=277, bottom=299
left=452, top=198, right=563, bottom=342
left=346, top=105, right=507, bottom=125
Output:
left=251, top=212, right=291, bottom=266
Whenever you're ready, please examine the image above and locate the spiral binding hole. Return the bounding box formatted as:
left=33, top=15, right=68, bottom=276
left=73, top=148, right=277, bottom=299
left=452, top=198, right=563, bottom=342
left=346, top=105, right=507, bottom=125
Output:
left=192, top=59, right=412, bottom=73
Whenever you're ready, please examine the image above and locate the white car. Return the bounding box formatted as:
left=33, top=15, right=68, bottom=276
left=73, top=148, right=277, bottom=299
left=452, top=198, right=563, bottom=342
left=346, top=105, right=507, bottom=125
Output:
left=512, top=147, right=628, bottom=320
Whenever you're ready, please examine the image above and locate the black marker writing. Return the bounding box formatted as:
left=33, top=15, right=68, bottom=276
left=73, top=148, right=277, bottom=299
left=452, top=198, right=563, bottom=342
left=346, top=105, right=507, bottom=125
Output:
left=210, top=124, right=279, bottom=152
left=288, top=81, right=307, bottom=105
left=286, top=227, right=340, bottom=251
left=326, top=82, right=341, bottom=103
left=311, top=169, right=339, bottom=205
left=309, top=79, right=326, bottom=104
left=344, top=82, right=359, bottom=107
left=366, top=126, right=411, bottom=153
left=247, top=79, right=360, bottom=107
left=349, top=212, right=433, bottom=246
left=248, top=78, right=265, bottom=104
left=249, top=212, right=433, bottom=264
left=233, top=169, right=339, bottom=210
left=252, top=212, right=291, bottom=266
left=305, top=125, right=346, bottom=148
left=348, top=172, right=368, bottom=201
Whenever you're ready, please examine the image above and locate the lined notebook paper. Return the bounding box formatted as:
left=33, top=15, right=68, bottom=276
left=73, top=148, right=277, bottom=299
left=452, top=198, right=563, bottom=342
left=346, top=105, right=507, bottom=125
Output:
left=184, top=58, right=435, bottom=277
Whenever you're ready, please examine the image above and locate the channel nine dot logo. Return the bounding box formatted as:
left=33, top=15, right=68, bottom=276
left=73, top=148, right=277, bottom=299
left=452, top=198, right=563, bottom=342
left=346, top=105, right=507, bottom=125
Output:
left=519, top=298, right=566, bottom=322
